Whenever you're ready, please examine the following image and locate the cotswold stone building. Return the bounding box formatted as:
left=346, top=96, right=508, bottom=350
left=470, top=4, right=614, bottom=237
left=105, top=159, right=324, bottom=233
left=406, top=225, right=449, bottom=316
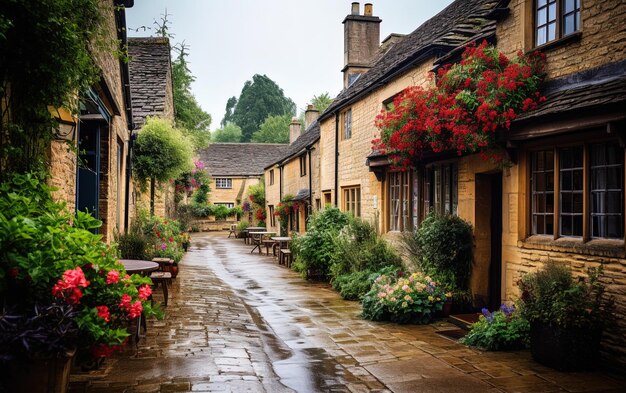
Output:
left=197, top=143, right=288, bottom=217
left=299, top=0, right=626, bottom=364
left=264, top=106, right=321, bottom=235
left=48, top=0, right=135, bottom=242
left=128, top=36, right=176, bottom=219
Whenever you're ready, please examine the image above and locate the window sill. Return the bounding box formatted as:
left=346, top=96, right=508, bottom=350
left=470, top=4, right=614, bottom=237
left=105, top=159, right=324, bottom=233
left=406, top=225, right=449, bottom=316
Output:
left=529, top=31, right=582, bottom=54
left=519, top=235, right=625, bottom=258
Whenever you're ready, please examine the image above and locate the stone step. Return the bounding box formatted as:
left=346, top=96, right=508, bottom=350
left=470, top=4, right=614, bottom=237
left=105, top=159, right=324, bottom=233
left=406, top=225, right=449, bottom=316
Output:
left=447, top=313, right=480, bottom=330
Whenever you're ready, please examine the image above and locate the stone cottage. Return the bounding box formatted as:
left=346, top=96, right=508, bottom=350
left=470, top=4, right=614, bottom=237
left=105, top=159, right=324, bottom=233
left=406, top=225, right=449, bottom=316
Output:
left=310, top=0, right=626, bottom=364
left=127, top=36, right=176, bottom=219
left=264, top=106, right=321, bottom=235
left=47, top=0, right=135, bottom=242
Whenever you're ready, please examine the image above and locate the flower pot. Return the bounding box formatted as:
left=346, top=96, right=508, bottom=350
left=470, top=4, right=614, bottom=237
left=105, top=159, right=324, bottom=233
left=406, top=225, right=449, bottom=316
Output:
left=530, top=322, right=601, bottom=371
left=170, top=263, right=179, bottom=278
left=6, top=350, right=75, bottom=393
left=442, top=301, right=453, bottom=317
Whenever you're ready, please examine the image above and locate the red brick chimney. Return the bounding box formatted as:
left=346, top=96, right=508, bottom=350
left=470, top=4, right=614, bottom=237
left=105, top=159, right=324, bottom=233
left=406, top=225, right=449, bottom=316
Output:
left=342, top=2, right=381, bottom=88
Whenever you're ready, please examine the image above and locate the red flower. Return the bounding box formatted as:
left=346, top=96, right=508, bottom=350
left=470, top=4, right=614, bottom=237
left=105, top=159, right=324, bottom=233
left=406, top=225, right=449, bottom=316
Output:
left=138, top=284, right=152, bottom=301
left=96, top=305, right=110, bottom=322
left=127, top=301, right=143, bottom=319
left=119, top=293, right=132, bottom=309
left=51, top=267, right=90, bottom=304
left=168, top=237, right=174, bottom=242
left=106, top=270, right=121, bottom=285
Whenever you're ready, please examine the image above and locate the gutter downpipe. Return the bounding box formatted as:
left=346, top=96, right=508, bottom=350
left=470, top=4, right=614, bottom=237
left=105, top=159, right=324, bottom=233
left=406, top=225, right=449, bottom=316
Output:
left=115, top=4, right=135, bottom=234
left=279, top=164, right=284, bottom=201
left=307, top=147, right=313, bottom=212
left=334, top=112, right=339, bottom=207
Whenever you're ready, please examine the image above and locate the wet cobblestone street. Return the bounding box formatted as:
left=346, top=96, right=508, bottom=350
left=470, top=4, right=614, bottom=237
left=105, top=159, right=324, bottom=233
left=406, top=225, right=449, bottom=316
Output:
left=72, top=232, right=626, bottom=393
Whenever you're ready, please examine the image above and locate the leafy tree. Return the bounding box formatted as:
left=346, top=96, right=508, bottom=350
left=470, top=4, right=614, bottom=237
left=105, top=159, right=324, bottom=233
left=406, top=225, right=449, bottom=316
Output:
left=171, top=43, right=212, bottom=150
left=211, top=123, right=242, bottom=143
left=251, top=114, right=291, bottom=143
left=221, top=96, right=237, bottom=127
left=0, top=0, right=105, bottom=175
left=311, top=92, right=333, bottom=113
left=133, top=117, right=193, bottom=214
left=231, top=74, right=296, bottom=142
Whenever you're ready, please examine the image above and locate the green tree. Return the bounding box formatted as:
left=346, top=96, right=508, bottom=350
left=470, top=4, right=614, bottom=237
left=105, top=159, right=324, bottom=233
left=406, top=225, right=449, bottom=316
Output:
left=133, top=117, right=193, bottom=214
left=221, top=96, right=237, bottom=127
left=211, top=123, right=242, bottom=143
left=251, top=114, right=291, bottom=143
left=231, top=74, right=296, bottom=142
left=311, top=92, right=333, bottom=113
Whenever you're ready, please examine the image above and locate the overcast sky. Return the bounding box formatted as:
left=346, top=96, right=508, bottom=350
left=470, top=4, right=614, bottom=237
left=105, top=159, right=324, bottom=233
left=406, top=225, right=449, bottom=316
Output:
left=126, top=0, right=454, bottom=131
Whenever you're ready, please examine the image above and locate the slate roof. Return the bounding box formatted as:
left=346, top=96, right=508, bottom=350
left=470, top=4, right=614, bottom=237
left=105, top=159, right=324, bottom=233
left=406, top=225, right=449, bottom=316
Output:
left=128, top=37, right=172, bottom=129
left=264, top=121, right=321, bottom=169
left=197, top=143, right=289, bottom=177
left=516, top=60, right=626, bottom=122
left=319, top=0, right=508, bottom=121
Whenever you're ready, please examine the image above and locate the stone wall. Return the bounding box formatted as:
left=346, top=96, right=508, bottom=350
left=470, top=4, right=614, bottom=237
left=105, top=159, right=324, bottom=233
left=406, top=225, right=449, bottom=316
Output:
left=48, top=138, right=77, bottom=213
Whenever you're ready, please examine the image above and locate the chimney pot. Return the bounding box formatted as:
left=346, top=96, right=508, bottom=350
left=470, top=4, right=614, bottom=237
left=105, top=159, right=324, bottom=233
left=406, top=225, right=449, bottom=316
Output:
left=364, top=3, right=373, bottom=16
left=289, top=117, right=302, bottom=144
left=304, top=105, right=320, bottom=130
left=351, top=2, right=360, bottom=15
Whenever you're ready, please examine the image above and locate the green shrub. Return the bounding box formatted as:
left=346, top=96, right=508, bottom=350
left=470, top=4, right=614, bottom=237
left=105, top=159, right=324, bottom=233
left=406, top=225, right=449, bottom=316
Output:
left=361, top=271, right=448, bottom=324
left=115, top=231, right=148, bottom=260
left=462, top=305, right=530, bottom=350
left=332, top=266, right=400, bottom=301
left=291, top=207, right=351, bottom=280
left=212, top=205, right=230, bottom=220
left=405, top=213, right=473, bottom=291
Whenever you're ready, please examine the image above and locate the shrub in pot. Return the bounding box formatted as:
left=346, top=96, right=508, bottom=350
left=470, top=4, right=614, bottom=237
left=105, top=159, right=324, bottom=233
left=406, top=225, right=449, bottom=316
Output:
left=517, top=262, right=611, bottom=371
left=462, top=305, right=530, bottom=351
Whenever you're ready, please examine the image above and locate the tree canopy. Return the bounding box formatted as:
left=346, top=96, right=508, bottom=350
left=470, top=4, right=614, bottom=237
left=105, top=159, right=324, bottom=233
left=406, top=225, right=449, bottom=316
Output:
left=310, top=92, right=333, bottom=113
left=231, top=74, right=296, bottom=142
left=171, top=44, right=212, bottom=150
left=211, top=123, right=242, bottom=143
left=220, top=96, right=237, bottom=128
left=251, top=114, right=291, bottom=143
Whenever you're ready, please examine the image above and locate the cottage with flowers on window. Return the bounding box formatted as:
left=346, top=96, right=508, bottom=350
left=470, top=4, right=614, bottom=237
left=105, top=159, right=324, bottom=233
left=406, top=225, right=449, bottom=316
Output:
left=313, top=0, right=626, bottom=366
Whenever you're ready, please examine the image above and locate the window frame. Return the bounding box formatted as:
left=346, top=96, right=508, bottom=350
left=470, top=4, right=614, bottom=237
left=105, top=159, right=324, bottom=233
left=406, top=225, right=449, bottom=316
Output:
left=215, top=202, right=235, bottom=209
left=527, top=139, right=624, bottom=242
left=269, top=205, right=275, bottom=227
left=388, top=171, right=412, bottom=232
left=299, top=154, right=307, bottom=177
left=533, top=0, right=582, bottom=48
left=341, top=108, right=352, bottom=140
left=342, top=186, right=361, bottom=217
left=215, top=178, right=233, bottom=189
left=269, top=169, right=275, bottom=185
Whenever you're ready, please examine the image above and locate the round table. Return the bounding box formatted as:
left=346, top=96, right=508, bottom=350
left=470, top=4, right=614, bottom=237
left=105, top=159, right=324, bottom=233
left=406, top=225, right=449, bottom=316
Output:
left=119, top=259, right=160, bottom=275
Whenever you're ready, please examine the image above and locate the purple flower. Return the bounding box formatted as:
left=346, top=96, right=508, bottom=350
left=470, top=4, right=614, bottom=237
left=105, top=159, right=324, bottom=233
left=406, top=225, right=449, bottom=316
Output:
left=160, top=243, right=167, bottom=250
left=499, top=304, right=514, bottom=316
left=195, top=161, right=205, bottom=170
left=481, top=308, right=494, bottom=323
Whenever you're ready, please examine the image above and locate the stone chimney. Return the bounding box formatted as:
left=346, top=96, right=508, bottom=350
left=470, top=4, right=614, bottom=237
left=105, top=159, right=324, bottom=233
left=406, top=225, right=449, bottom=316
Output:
left=304, top=105, right=320, bottom=130
left=289, top=117, right=301, bottom=144
left=380, top=33, right=405, bottom=54
left=342, top=2, right=381, bottom=88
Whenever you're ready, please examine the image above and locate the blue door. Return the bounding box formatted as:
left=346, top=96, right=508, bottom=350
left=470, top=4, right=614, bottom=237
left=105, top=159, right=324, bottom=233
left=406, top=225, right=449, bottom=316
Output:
left=76, top=121, right=100, bottom=225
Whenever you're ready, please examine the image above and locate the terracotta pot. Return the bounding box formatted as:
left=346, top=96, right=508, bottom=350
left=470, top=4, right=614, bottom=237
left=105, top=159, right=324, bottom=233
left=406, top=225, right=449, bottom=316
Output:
left=6, top=350, right=75, bottom=393
left=170, top=264, right=178, bottom=278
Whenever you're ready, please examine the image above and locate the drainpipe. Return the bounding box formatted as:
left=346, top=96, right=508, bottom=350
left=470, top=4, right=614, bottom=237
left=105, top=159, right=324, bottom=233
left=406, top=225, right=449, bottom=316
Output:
left=279, top=165, right=283, bottom=200
left=115, top=3, right=135, bottom=233
left=334, top=113, right=339, bottom=207
left=307, top=147, right=313, bottom=209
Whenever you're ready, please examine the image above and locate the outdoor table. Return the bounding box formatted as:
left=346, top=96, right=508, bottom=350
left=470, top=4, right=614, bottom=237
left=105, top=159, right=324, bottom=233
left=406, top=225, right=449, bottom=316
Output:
left=243, top=227, right=266, bottom=244
left=249, top=231, right=276, bottom=254
left=119, top=259, right=160, bottom=275
left=270, top=236, right=291, bottom=257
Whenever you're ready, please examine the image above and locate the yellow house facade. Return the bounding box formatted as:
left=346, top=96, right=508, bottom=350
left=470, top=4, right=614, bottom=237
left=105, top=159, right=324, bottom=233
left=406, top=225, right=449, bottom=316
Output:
left=311, top=0, right=626, bottom=364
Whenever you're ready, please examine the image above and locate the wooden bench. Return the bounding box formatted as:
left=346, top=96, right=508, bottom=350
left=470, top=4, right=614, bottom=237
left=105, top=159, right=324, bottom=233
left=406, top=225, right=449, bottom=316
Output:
left=262, top=239, right=277, bottom=256
left=152, top=257, right=175, bottom=280
left=149, top=271, right=172, bottom=306
left=279, top=249, right=292, bottom=267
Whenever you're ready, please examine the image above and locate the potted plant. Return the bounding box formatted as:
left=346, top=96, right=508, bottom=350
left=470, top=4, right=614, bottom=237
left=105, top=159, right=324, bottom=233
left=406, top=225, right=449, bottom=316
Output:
left=0, top=173, right=161, bottom=391
left=517, top=262, right=611, bottom=371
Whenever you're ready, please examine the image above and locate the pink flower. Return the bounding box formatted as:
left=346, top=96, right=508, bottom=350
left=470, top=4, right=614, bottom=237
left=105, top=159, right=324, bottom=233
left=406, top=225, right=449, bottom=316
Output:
left=96, top=305, right=110, bottom=322
left=138, top=284, right=152, bottom=301
left=119, top=293, right=132, bottom=309
left=127, top=301, right=143, bottom=319
left=160, top=243, right=167, bottom=250
left=51, top=267, right=90, bottom=304
left=106, top=270, right=120, bottom=285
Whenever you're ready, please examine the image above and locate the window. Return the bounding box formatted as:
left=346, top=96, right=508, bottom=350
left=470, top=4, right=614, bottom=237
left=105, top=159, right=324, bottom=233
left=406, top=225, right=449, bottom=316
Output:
left=215, top=202, right=235, bottom=208
left=269, top=205, right=275, bottom=227
left=315, top=198, right=321, bottom=212
left=323, top=192, right=332, bottom=206
left=215, top=178, right=232, bottom=189
left=342, top=186, right=361, bottom=217
left=529, top=142, right=624, bottom=240
left=535, top=0, right=581, bottom=46
left=342, top=109, right=352, bottom=140
left=424, top=163, right=458, bottom=216
left=389, top=172, right=411, bottom=231
left=299, top=154, right=307, bottom=176
left=269, top=170, right=275, bottom=185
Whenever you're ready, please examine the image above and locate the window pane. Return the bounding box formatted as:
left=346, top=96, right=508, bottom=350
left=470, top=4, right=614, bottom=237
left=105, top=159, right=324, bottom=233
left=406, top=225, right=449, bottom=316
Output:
left=573, top=215, right=583, bottom=236
left=608, top=191, right=621, bottom=214
left=590, top=143, right=624, bottom=238
left=548, top=3, right=556, bottom=21
left=573, top=192, right=583, bottom=213
left=546, top=215, right=554, bottom=234
left=562, top=216, right=572, bottom=236
left=562, top=170, right=572, bottom=190
left=548, top=22, right=556, bottom=41
left=608, top=216, right=622, bottom=238
left=537, top=26, right=547, bottom=45
left=546, top=193, right=554, bottom=212
left=538, top=0, right=547, bottom=7
left=565, top=0, right=575, bottom=13
left=564, top=14, right=575, bottom=35
left=562, top=193, right=572, bottom=213
left=592, top=216, right=602, bottom=238
left=537, top=8, right=547, bottom=25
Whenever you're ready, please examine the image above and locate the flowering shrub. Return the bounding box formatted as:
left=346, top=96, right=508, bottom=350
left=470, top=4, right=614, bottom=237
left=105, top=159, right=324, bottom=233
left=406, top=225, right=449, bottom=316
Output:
left=462, top=305, right=530, bottom=351
left=361, top=271, right=449, bottom=324
left=174, top=160, right=211, bottom=203
left=375, top=41, right=546, bottom=168
left=141, top=215, right=185, bottom=263
left=0, top=173, right=161, bottom=362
